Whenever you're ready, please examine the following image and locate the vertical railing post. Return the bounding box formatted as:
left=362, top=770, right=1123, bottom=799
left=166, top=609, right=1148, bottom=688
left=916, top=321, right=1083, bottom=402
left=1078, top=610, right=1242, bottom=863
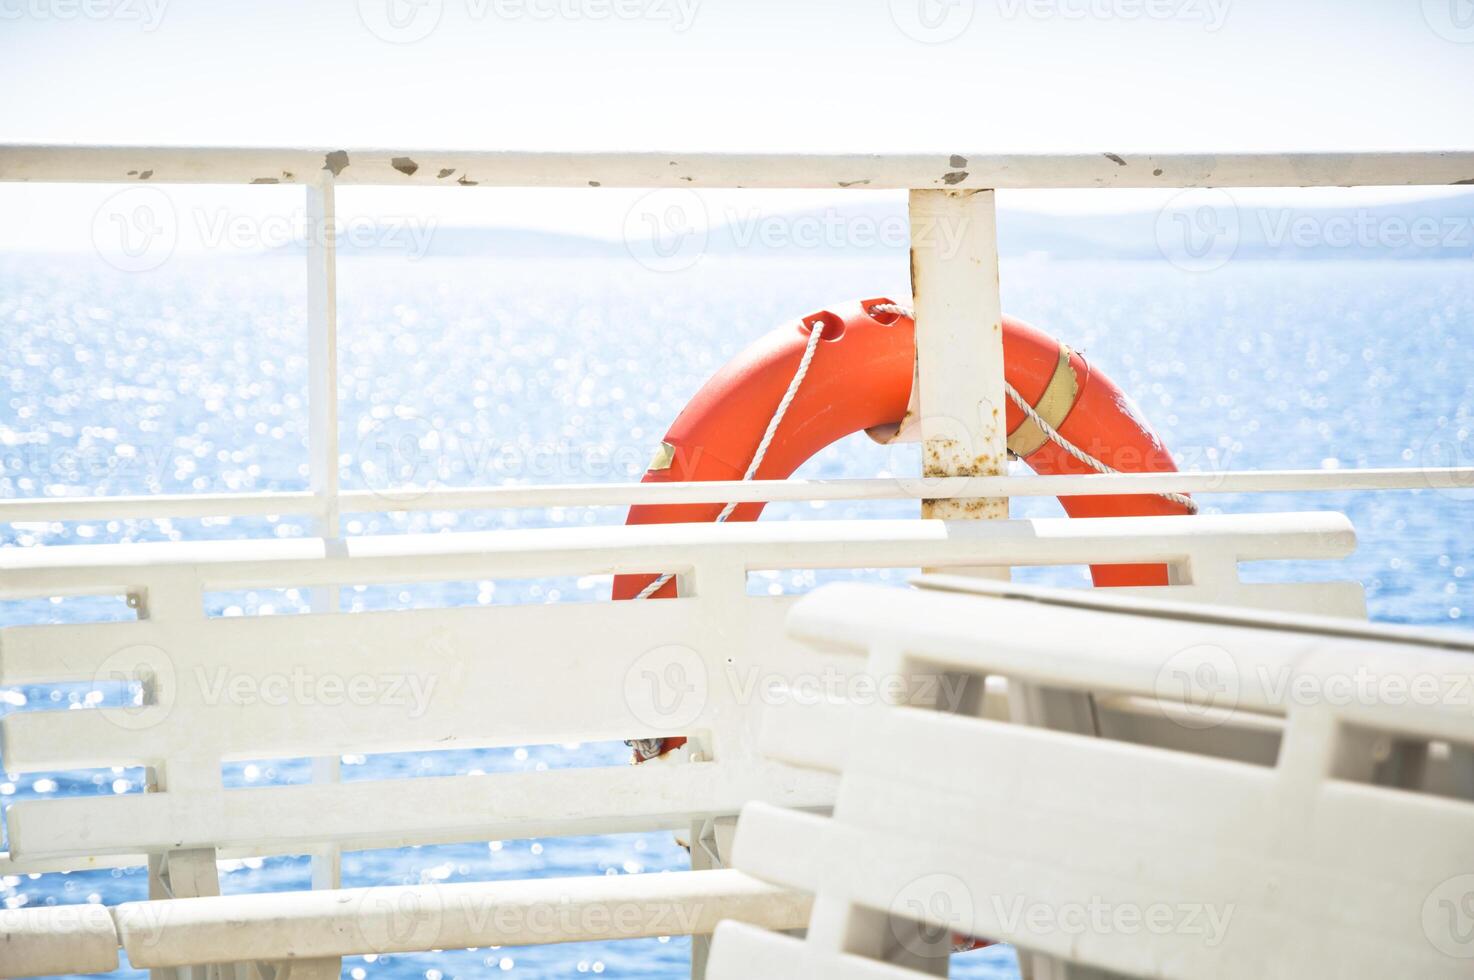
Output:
left=305, top=170, right=343, bottom=900
left=908, top=188, right=1010, bottom=572
left=911, top=189, right=1093, bottom=980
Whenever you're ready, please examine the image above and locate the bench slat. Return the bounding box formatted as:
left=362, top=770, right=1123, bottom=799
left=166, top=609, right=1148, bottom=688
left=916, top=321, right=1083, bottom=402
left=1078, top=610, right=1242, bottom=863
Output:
left=711, top=582, right=1474, bottom=980
left=112, top=868, right=809, bottom=967
left=0, top=904, right=119, bottom=977
left=709, top=922, right=916, bottom=980
left=781, top=708, right=1473, bottom=977
left=0, top=513, right=1354, bottom=598
left=785, top=583, right=1473, bottom=720
left=2, top=598, right=714, bottom=769
left=7, top=760, right=837, bottom=859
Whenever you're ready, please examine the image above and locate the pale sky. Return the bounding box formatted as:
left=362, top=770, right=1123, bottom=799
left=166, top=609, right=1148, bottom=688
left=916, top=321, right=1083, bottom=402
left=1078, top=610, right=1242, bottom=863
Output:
left=2, top=0, right=1472, bottom=249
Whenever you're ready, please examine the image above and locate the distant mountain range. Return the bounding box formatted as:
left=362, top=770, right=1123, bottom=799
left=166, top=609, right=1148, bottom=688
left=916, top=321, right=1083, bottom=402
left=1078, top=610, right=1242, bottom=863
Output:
left=317, top=192, right=1474, bottom=261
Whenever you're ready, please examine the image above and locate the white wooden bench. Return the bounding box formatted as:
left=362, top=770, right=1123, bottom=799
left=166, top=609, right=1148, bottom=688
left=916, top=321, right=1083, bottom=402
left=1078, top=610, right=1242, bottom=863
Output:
left=707, top=578, right=1474, bottom=979
left=0, top=511, right=1361, bottom=977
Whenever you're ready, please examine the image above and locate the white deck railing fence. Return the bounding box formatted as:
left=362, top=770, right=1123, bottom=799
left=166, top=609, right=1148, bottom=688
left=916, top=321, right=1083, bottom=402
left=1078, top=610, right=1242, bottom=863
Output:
left=1, top=145, right=1472, bottom=979
left=2, top=145, right=1473, bottom=529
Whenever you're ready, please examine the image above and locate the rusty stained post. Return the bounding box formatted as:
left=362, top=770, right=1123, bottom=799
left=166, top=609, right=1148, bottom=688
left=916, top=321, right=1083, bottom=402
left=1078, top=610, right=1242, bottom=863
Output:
left=908, top=188, right=1010, bottom=568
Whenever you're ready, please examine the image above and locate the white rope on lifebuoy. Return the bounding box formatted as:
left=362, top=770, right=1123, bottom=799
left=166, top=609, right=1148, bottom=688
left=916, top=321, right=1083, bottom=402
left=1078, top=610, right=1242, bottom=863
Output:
left=633, top=313, right=830, bottom=601
left=626, top=303, right=1192, bottom=762
left=627, top=316, right=829, bottom=761
left=867, top=303, right=1198, bottom=514
left=635, top=302, right=1196, bottom=607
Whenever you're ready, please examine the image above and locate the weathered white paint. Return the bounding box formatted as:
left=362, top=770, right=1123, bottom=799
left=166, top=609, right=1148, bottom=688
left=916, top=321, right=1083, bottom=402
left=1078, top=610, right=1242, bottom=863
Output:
left=3, top=146, right=1473, bottom=188
left=0, top=904, right=120, bottom=977
left=304, top=170, right=343, bottom=906
left=2, top=141, right=1465, bottom=980
left=112, top=868, right=809, bottom=967
left=0, top=511, right=1368, bottom=977
left=0, top=870, right=810, bottom=976
left=909, top=189, right=1008, bottom=525
left=0, top=512, right=1353, bottom=598
left=0, top=513, right=1354, bottom=873
left=709, top=582, right=1474, bottom=980
left=1, top=468, right=1467, bottom=523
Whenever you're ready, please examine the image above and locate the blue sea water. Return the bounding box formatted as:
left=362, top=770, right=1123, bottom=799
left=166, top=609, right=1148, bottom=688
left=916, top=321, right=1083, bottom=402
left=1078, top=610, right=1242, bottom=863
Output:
left=1, top=253, right=1472, bottom=978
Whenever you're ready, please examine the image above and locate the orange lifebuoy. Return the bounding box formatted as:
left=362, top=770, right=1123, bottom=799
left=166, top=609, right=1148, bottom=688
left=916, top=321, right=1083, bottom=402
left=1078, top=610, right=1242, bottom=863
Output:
left=615, top=297, right=1192, bottom=762
left=614, top=297, right=1190, bottom=600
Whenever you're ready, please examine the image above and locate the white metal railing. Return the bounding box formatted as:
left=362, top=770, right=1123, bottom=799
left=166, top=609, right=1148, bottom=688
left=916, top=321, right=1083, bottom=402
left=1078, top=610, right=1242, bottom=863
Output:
left=1, top=145, right=1471, bottom=978
left=710, top=580, right=1474, bottom=980
left=2, top=145, right=1473, bottom=531
left=3, top=146, right=1474, bottom=188
left=0, top=469, right=1472, bottom=523
left=0, top=512, right=1359, bottom=866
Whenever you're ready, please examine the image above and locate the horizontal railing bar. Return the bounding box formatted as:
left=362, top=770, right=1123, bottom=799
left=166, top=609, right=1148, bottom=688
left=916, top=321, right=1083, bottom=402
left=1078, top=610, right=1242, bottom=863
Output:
left=0, top=469, right=1468, bottom=523
left=113, top=869, right=810, bottom=966
left=0, top=514, right=1352, bottom=595
left=337, top=468, right=1473, bottom=509
left=6, top=762, right=830, bottom=860
left=3, top=146, right=1473, bottom=189
left=0, top=490, right=321, bottom=522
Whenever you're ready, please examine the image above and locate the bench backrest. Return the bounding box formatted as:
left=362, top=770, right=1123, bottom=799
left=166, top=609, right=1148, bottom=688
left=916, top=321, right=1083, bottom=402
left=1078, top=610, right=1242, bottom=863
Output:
left=710, top=581, right=1474, bottom=979
left=0, top=511, right=1361, bottom=873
